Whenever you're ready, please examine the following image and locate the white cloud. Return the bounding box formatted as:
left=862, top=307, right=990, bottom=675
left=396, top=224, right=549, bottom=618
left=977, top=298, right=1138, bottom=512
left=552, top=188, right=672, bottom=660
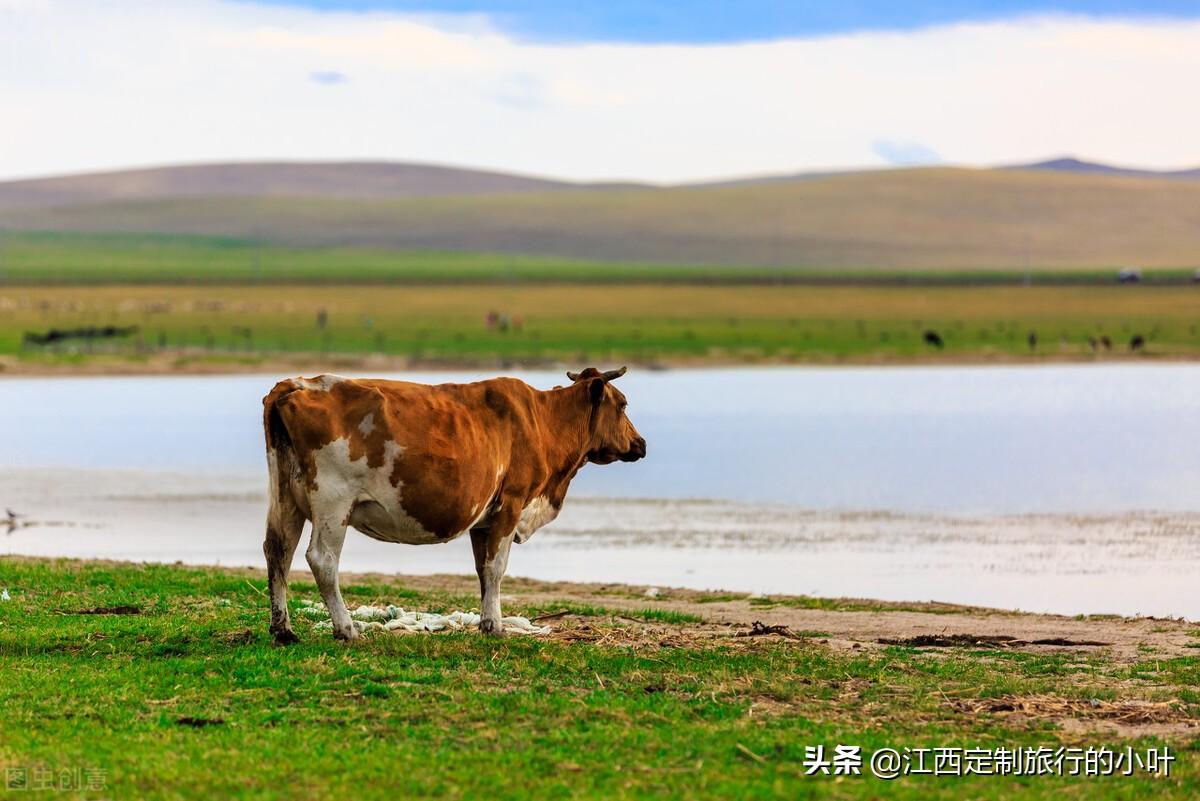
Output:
left=872, top=140, right=941, bottom=166
left=309, top=70, right=349, bottom=85
left=0, top=1, right=1198, bottom=183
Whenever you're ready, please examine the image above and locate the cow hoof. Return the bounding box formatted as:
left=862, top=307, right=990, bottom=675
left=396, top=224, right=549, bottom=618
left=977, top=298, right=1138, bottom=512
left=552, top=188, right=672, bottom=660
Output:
left=333, top=627, right=360, bottom=642
left=479, top=619, right=505, bottom=637
left=271, top=628, right=300, bottom=646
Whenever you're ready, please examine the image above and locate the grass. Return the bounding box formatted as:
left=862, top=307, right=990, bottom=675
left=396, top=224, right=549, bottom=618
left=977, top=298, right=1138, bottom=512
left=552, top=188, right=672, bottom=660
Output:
left=1, top=558, right=1197, bottom=799
left=6, top=281, right=1200, bottom=367
left=627, top=608, right=703, bottom=624
left=6, top=231, right=1199, bottom=287
left=0, top=231, right=755, bottom=285
left=470, top=602, right=701, bottom=625
left=4, top=230, right=1200, bottom=368
left=747, top=596, right=971, bottom=614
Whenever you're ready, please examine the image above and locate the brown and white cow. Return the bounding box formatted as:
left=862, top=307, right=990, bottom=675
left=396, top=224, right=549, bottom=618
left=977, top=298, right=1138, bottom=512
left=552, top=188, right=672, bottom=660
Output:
left=261, top=367, right=645, bottom=642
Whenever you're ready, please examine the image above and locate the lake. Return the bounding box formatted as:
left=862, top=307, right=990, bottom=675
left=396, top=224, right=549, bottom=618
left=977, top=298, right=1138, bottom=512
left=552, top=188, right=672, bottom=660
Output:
left=4, top=365, right=1199, bottom=617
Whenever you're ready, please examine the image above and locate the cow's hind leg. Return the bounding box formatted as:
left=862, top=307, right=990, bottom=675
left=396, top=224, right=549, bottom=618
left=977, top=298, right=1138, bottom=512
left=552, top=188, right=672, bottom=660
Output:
left=264, top=498, right=305, bottom=645
left=307, top=502, right=357, bottom=641
left=264, top=451, right=306, bottom=645
left=471, top=524, right=515, bottom=637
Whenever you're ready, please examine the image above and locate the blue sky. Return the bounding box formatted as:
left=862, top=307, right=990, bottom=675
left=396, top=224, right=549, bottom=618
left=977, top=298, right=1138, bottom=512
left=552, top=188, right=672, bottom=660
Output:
left=264, top=0, right=1200, bottom=42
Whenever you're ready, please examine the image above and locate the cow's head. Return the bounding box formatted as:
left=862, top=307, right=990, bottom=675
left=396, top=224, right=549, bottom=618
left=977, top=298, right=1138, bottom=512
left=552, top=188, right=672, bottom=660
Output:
left=567, top=366, right=646, bottom=464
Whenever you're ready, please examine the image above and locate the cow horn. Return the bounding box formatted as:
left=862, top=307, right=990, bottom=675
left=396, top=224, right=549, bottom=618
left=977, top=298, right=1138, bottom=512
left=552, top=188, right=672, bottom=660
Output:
left=602, top=366, right=627, bottom=382
left=566, top=370, right=581, bottom=381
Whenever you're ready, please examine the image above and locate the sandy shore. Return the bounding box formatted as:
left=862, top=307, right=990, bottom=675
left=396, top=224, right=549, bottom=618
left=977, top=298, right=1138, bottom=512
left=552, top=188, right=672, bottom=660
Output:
left=372, top=570, right=1198, bottom=662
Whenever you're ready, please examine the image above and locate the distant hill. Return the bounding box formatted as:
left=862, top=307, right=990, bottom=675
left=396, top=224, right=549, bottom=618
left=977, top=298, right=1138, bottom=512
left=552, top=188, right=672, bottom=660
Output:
left=1006, top=157, right=1200, bottom=180
left=2, top=157, right=1197, bottom=211
left=0, top=161, right=641, bottom=210
left=3, top=161, right=1200, bottom=270
left=691, top=157, right=1200, bottom=188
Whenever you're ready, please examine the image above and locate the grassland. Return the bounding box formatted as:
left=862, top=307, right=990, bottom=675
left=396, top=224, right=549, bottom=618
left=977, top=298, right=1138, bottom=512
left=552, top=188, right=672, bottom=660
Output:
left=9, top=231, right=1198, bottom=286
left=2, top=231, right=1200, bottom=371
left=4, top=281, right=1200, bottom=370
left=0, top=232, right=747, bottom=285
left=1, top=558, right=1196, bottom=800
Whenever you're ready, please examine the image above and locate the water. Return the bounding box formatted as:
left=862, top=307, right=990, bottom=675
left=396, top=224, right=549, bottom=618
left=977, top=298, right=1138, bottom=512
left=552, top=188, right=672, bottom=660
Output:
left=3, top=365, right=1199, bottom=617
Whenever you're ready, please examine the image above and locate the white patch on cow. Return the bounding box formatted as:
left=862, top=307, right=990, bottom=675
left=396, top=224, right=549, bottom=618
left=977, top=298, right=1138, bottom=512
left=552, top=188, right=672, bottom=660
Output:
left=513, top=495, right=558, bottom=544
left=265, top=448, right=284, bottom=524
left=294, top=374, right=345, bottom=392
left=357, top=413, right=375, bottom=436
left=309, top=436, right=449, bottom=546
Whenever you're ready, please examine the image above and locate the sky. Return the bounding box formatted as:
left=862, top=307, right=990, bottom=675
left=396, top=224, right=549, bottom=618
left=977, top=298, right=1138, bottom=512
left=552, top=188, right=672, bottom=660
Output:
left=264, top=1, right=1200, bottom=43
left=2, top=0, right=1199, bottom=183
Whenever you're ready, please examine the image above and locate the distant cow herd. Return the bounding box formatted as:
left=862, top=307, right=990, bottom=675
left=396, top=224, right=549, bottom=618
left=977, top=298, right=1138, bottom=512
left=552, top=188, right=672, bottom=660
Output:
left=922, top=329, right=1147, bottom=353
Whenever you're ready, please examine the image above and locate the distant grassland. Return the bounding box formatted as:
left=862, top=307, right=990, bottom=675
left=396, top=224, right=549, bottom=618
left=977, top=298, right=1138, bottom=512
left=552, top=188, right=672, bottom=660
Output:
left=0, top=231, right=721, bottom=285
left=5, top=283, right=1200, bottom=366
left=4, top=230, right=1200, bottom=369
left=0, top=231, right=1196, bottom=286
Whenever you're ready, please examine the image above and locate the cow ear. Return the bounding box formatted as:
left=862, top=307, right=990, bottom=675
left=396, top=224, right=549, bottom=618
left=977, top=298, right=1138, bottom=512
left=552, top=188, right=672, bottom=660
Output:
left=588, top=377, right=605, bottom=405
left=566, top=371, right=580, bottom=381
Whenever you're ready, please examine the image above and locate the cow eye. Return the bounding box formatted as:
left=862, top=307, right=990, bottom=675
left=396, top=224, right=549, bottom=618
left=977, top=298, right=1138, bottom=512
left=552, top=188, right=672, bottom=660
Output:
left=618, top=401, right=628, bottom=412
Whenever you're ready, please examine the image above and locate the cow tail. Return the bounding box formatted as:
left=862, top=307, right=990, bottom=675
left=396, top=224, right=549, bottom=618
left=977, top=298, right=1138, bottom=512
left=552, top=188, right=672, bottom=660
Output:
left=263, top=381, right=301, bottom=530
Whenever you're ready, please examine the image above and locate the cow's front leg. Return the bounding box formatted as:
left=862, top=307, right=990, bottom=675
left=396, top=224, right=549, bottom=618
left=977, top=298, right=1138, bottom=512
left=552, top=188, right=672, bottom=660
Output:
left=307, top=505, right=357, bottom=641
left=470, top=521, right=515, bottom=637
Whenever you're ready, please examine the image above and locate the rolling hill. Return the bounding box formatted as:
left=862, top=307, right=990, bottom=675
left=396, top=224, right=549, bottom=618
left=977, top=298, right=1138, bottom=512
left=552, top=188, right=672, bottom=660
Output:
left=0, top=161, right=629, bottom=211
left=2, top=161, right=1200, bottom=270
left=1006, top=157, right=1200, bottom=181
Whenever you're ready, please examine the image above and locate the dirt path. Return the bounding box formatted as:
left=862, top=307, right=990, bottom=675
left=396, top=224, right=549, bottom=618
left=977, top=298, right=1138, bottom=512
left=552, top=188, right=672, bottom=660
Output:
left=354, top=571, right=1198, bottom=663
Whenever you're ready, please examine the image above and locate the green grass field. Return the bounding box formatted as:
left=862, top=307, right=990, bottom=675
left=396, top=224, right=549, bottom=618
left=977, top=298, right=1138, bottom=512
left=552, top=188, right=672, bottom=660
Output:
left=6, top=231, right=1196, bottom=286
left=2, top=232, right=1200, bottom=369
left=0, top=231, right=736, bottom=285
left=4, top=281, right=1200, bottom=368
left=1, top=558, right=1196, bottom=799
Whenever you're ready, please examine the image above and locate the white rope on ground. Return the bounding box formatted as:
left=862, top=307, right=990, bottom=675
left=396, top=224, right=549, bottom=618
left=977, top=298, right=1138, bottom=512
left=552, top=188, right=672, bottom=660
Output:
left=295, top=598, right=551, bottom=635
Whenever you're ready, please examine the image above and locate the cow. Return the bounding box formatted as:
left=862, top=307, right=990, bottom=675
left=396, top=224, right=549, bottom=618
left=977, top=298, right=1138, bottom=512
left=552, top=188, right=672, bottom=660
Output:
left=922, top=330, right=944, bottom=349
left=261, top=367, right=646, bottom=643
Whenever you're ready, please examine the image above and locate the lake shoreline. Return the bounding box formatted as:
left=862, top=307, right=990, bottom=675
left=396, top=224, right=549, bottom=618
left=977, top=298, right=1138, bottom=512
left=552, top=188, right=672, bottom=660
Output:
left=0, top=349, right=1187, bottom=377
left=5, top=554, right=1196, bottom=643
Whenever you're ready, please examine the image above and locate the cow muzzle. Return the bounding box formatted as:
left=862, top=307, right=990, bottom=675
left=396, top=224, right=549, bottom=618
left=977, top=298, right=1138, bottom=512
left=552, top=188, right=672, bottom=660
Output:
left=620, top=436, right=647, bottom=462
